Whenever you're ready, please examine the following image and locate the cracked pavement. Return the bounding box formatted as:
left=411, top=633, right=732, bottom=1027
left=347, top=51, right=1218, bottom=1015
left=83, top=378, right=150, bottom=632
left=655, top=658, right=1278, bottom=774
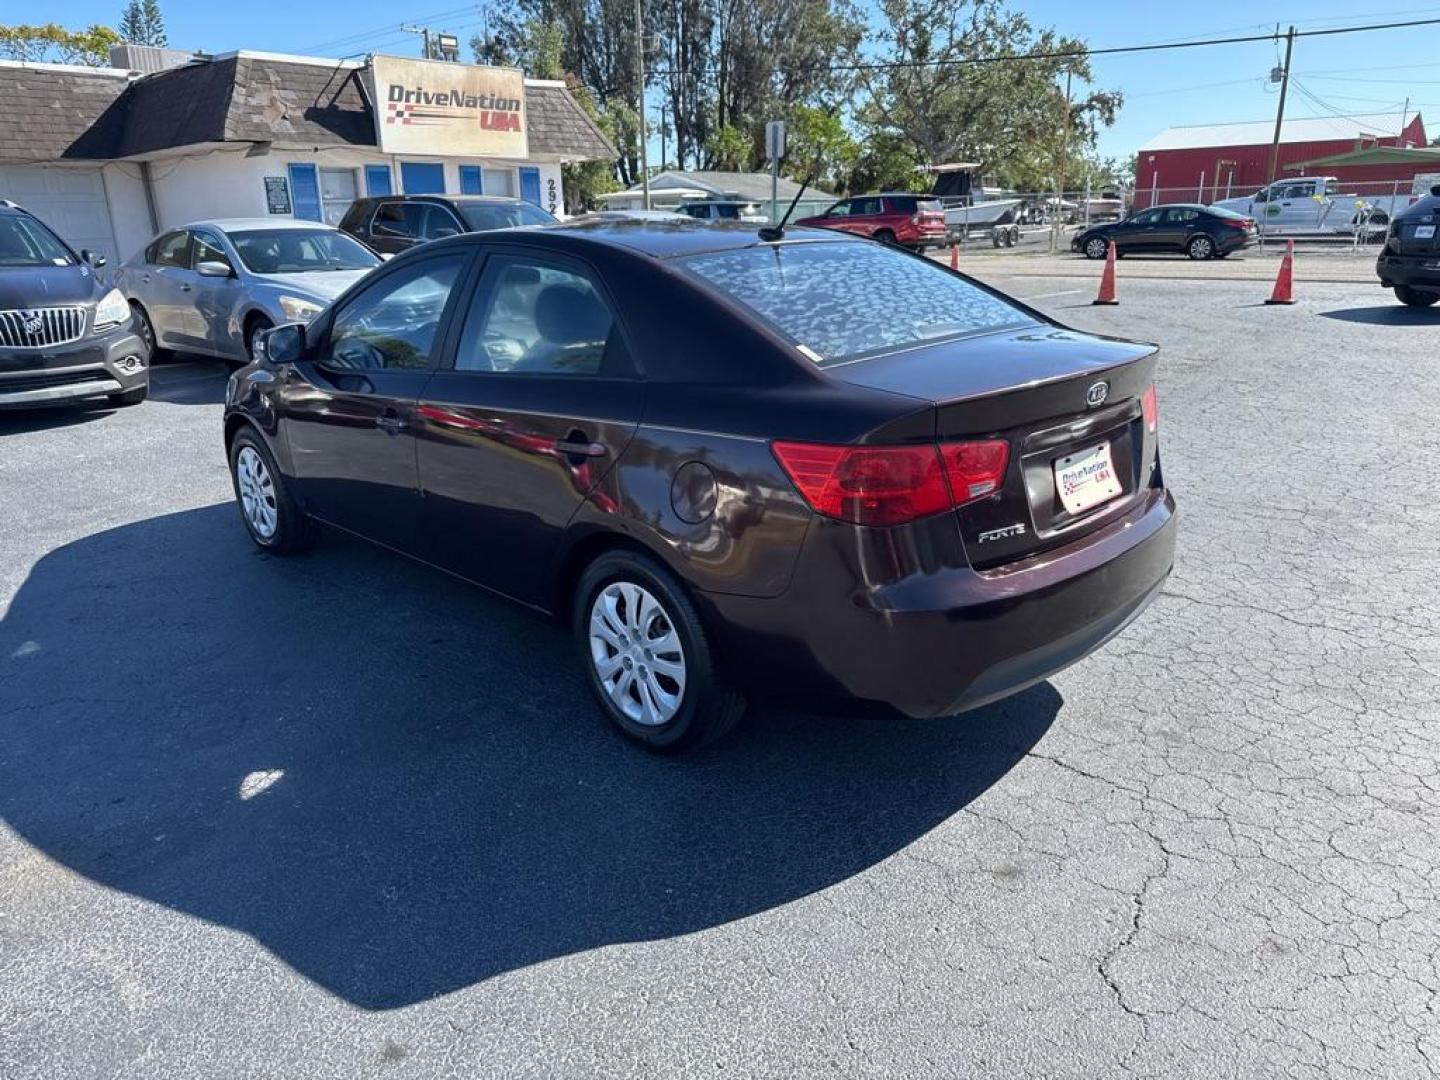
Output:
left=1, top=275, right=1437, bottom=1078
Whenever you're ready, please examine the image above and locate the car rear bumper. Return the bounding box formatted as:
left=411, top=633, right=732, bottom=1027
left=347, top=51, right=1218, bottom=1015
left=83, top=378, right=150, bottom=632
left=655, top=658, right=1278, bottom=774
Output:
left=0, top=327, right=148, bottom=408
left=704, top=487, right=1177, bottom=718
left=1377, top=253, right=1440, bottom=291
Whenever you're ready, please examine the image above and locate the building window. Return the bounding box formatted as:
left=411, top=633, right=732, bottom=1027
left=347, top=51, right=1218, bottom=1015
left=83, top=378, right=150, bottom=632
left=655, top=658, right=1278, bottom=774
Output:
left=459, top=165, right=483, bottom=195
left=319, top=168, right=358, bottom=226
left=481, top=167, right=515, bottom=197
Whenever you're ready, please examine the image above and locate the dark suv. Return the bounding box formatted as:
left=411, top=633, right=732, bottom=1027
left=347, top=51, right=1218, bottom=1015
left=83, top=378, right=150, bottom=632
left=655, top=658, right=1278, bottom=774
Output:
left=0, top=201, right=148, bottom=409
left=1376, top=183, right=1440, bottom=308
left=339, top=195, right=557, bottom=255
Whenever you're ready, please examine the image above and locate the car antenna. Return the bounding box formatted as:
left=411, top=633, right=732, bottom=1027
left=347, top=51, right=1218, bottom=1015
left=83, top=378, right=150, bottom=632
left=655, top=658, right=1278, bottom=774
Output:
left=759, top=168, right=817, bottom=243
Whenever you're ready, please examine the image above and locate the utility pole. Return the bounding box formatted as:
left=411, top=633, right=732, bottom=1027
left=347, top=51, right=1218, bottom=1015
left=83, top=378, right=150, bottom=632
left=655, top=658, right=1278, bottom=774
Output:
left=1265, top=26, right=1296, bottom=201
left=636, top=0, right=650, bottom=209
left=1052, top=69, right=1072, bottom=253
left=401, top=24, right=432, bottom=60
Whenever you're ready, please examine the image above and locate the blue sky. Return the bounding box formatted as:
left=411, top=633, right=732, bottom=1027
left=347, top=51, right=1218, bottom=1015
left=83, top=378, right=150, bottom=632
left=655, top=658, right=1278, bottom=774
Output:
left=47, top=1, right=1440, bottom=159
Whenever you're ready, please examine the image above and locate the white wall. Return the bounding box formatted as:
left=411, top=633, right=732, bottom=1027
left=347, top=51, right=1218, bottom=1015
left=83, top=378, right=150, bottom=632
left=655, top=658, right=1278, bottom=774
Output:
left=101, top=162, right=153, bottom=261
left=147, top=146, right=570, bottom=232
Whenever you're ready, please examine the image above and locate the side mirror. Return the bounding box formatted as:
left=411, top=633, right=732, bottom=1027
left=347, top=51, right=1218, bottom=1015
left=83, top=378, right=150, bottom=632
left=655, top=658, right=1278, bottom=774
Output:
left=81, top=249, right=107, bottom=268
left=195, top=260, right=233, bottom=278
left=261, top=322, right=305, bottom=365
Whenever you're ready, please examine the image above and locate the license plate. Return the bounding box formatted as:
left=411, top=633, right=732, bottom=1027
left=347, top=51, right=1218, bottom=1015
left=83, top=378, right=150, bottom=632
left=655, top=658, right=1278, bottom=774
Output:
left=1416, top=224, right=1437, bottom=239
left=1054, top=442, right=1123, bottom=515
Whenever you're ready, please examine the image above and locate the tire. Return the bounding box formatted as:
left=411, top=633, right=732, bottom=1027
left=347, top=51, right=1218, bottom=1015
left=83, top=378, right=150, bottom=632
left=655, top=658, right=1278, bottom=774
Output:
left=227, top=426, right=317, bottom=554
left=245, top=315, right=274, bottom=362
left=574, top=549, right=747, bottom=753
left=130, top=302, right=170, bottom=362
left=1003, top=225, right=1019, bottom=248
left=1186, top=235, right=1216, bottom=260
left=108, top=384, right=147, bottom=407
left=872, top=228, right=897, bottom=246
left=1083, top=236, right=1108, bottom=259
left=1395, top=285, right=1440, bottom=308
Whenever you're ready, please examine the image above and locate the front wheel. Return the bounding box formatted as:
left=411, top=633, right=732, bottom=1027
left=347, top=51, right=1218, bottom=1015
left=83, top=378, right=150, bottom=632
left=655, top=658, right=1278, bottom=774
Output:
left=1186, top=235, right=1216, bottom=260
left=130, top=302, right=170, bottom=362
left=575, top=550, right=747, bottom=753
left=228, top=427, right=317, bottom=553
left=1395, top=285, right=1440, bottom=308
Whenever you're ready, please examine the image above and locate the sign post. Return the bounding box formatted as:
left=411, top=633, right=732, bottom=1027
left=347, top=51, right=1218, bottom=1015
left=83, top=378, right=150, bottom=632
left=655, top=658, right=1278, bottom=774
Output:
left=766, top=120, right=786, bottom=224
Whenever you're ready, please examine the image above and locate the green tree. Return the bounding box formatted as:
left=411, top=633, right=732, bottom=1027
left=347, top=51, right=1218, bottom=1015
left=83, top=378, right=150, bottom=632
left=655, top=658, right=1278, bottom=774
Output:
left=706, top=123, right=749, bottom=170
left=140, top=0, right=166, bottom=47
left=857, top=0, right=1121, bottom=182
left=118, top=1, right=146, bottom=43
left=784, top=104, right=857, bottom=191
left=0, top=22, right=123, bottom=65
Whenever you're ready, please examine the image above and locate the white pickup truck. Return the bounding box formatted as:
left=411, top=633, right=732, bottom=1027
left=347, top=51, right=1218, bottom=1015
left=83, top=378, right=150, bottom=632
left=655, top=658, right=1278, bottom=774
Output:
left=1212, top=175, right=1432, bottom=237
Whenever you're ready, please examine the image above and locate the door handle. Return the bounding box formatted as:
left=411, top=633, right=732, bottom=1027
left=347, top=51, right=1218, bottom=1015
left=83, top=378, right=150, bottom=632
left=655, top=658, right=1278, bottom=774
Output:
left=554, top=438, right=606, bottom=458
left=376, top=410, right=406, bottom=435
left=180, top=283, right=192, bottom=292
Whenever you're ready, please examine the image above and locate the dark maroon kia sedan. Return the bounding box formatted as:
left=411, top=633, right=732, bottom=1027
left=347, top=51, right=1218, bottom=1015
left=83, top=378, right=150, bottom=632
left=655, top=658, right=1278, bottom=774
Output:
left=224, top=220, right=1176, bottom=752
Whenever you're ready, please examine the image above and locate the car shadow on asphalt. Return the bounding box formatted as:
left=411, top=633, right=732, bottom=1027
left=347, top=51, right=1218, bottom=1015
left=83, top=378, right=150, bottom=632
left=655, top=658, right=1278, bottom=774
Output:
left=0, top=504, right=1061, bottom=1011
left=1318, top=305, right=1440, bottom=326
left=0, top=403, right=114, bottom=435
left=147, top=359, right=232, bottom=405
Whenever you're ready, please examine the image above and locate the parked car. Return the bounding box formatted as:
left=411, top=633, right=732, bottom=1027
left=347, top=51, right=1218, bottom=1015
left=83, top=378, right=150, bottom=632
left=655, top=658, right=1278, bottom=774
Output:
left=339, top=195, right=557, bottom=255
left=0, top=200, right=148, bottom=409
left=794, top=193, right=948, bottom=250
left=1213, top=175, right=1415, bottom=238
left=581, top=209, right=692, bottom=221
left=116, top=219, right=382, bottom=364
left=677, top=200, right=769, bottom=223
left=223, top=220, right=1176, bottom=752
left=1072, top=204, right=1256, bottom=260
left=1376, top=183, right=1440, bottom=308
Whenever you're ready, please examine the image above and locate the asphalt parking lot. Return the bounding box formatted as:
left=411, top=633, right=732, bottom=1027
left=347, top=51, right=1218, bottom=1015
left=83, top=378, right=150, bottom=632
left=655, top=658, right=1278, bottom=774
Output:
left=2, top=268, right=1437, bottom=1079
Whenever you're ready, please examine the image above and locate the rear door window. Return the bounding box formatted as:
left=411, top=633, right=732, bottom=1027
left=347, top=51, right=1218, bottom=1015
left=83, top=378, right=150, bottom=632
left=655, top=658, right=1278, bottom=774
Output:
left=1164, top=208, right=1201, bottom=223
left=153, top=231, right=192, bottom=267
left=850, top=196, right=884, bottom=216
left=371, top=202, right=412, bottom=238
left=680, top=240, right=1033, bottom=366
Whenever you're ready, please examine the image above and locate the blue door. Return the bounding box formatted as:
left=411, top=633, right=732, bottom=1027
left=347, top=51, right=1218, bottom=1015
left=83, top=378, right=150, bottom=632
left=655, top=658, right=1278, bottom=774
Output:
left=288, top=163, right=322, bottom=222
left=401, top=162, right=445, bottom=194
left=458, top=165, right=483, bottom=195
left=518, top=166, right=541, bottom=207
left=364, top=164, right=393, bottom=196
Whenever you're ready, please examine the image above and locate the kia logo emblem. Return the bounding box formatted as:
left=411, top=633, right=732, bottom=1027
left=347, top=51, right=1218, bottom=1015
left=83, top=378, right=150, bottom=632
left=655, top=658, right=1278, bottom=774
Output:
left=1086, top=380, right=1109, bottom=408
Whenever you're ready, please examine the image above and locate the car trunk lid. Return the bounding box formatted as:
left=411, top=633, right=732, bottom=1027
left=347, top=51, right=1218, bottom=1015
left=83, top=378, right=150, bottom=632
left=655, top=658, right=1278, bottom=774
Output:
left=829, top=326, right=1161, bottom=566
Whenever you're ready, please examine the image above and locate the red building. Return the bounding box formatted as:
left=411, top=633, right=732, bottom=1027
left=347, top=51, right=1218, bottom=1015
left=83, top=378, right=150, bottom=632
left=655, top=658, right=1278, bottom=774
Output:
left=1135, top=111, right=1428, bottom=206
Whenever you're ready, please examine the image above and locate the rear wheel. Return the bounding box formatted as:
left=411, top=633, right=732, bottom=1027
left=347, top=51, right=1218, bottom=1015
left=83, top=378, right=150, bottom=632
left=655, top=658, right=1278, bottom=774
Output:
left=1395, top=285, right=1440, bottom=308
left=1083, top=236, right=1108, bottom=259
left=1186, top=235, right=1216, bottom=260
left=872, top=228, right=897, bottom=246
left=575, top=550, right=746, bottom=753
left=130, top=302, right=169, bottom=362
left=228, top=427, right=317, bottom=553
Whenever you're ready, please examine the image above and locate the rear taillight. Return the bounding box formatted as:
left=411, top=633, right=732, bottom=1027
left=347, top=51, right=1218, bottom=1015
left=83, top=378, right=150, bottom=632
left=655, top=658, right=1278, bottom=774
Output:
left=1141, top=384, right=1158, bottom=434
left=771, top=439, right=1009, bottom=527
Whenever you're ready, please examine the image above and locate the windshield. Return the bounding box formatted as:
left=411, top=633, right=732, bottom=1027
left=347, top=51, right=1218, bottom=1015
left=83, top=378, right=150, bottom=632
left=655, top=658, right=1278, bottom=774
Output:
left=0, top=215, right=76, bottom=267
left=457, top=201, right=557, bottom=231
left=680, top=241, right=1034, bottom=365
left=229, top=229, right=379, bottom=274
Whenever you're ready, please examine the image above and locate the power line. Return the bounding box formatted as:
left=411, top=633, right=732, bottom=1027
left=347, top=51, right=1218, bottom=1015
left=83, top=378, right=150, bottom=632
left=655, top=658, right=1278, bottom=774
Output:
left=646, top=16, right=1440, bottom=78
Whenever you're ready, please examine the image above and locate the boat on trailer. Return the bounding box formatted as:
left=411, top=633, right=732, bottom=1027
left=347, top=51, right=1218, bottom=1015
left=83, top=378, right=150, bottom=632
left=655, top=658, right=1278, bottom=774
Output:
left=922, top=163, right=1026, bottom=238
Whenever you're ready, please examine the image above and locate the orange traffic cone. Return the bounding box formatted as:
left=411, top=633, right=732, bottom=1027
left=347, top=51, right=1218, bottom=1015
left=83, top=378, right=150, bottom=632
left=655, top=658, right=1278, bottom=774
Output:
left=1093, top=241, right=1119, bottom=305
left=950, top=244, right=959, bottom=271
left=1265, top=239, right=1296, bottom=305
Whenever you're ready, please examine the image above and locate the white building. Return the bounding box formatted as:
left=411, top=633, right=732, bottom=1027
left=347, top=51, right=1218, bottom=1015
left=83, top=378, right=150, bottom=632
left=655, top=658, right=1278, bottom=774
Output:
left=0, top=48, right=614, bottom=264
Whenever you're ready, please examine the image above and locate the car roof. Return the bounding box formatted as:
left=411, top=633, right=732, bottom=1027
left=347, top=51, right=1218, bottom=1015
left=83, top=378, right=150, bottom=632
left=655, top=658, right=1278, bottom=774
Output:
left=470, top=218, right=864, bottom=260
left=182, top=218, right=340, bottom=233
left=368, top=194, right=527, bottom=205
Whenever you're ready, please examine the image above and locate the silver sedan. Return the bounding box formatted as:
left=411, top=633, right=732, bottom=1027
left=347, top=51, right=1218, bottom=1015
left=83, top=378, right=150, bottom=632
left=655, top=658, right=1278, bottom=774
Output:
left=115, top=219, right=382, bottom=363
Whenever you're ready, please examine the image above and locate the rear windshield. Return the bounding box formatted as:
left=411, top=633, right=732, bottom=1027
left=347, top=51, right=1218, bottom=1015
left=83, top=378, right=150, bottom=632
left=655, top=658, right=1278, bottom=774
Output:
left=679, top=241, right=1034, bottom=365
left=457, top=201, right=557, bottom=231
left=0, top=214, right=75, bottom=267
left=1207, top=205, right=1248, bottom=220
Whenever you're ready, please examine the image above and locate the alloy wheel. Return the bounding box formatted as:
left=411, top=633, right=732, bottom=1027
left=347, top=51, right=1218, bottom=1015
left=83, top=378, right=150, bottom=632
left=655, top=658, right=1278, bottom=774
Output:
left=588, top=581, right=687, bottom=726
left=1189, top=236, right=1213, bottom=260
left=235, top=445, right=279, bottom=540
left=1086, top=238, right=1107, bottom=259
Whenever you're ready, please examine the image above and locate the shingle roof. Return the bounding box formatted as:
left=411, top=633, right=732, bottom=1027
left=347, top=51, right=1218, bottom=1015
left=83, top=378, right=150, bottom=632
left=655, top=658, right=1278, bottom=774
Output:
left=1138, top=112, right=1421, bottom=153
left=0, top=55, right=616, bottom=163
left=0, top=62, right=131, bottom=162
